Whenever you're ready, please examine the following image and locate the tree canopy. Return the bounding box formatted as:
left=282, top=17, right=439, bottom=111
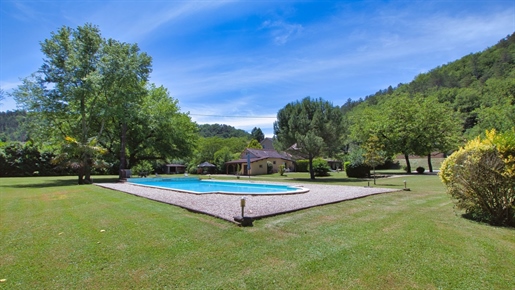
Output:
left=13, top=23, right=197, bottom=182
left=251, top=127, right=265, bottom=142
left=274, top=97, right=343, bottom=179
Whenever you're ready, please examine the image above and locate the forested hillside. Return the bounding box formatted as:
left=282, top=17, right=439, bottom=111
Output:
left=342, top=32, right=515, bottom=173
left=346, top=32, right=515, bottom=138
left=197, top=123, right=250, bottom=138
left=0, top=110, right=27, bottom=142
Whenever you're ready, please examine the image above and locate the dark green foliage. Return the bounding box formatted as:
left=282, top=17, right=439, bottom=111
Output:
left=251, top=127, right=265, bottom=142
left=1, top=142, right=41, bottom=176
left=0, top=142, right=68, bottom=176
left=266, top=161, right=273, bottom=174
left=345, top=163, right=370, bottom=178
left=198, top=124, right=250, bottom=138
left=312, top=158, right=330, bottom=176
left=416, top=166, right=425, bottom=174
left=376, top=158, right=400, bottom=170
left=295, top=160, right=309, bottom=172
left=0, top=110, right=28, bottom=142
left=274, top=97, right=344, bottom=179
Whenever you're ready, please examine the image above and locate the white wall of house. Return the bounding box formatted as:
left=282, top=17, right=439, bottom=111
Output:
left=235, top=158, right=294, bottom=175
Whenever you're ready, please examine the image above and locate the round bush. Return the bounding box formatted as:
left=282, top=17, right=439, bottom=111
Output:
left=416, top=166, right=425, bottom=174
left=312, top=158, right=330, bottom=176
left=439, top=129, right=515, bottom=226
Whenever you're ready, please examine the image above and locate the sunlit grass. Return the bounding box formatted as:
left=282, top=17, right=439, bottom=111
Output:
left=1, top=175, right=514, bottom=289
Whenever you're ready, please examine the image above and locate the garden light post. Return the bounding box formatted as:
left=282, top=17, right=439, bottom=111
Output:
left=234, top=197, right=253, bottom=226
left=403, top=180, right=411, bottom=191
left=240, top=197, right=246, bottom=218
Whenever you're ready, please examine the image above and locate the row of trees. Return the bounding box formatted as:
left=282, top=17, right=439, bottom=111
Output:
left=272, top=94, right=461, bottom=180
left=346, top=94, right=461, bottom=173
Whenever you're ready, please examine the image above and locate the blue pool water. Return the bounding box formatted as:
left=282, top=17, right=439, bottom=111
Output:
left=127, top=177, right=308, bottom=195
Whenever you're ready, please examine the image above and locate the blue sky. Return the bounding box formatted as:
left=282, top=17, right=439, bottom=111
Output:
left=1, top=1, right=514, bottom=137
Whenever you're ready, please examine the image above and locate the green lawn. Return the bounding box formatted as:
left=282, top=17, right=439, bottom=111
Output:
left=1, top=175, right=514, bottom=289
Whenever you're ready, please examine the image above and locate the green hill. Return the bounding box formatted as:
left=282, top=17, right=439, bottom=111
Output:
left=345, top=32, right=515, bottom=137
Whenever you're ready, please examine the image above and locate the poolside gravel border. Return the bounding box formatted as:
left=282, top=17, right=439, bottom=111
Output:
left=96, top=181, right=400, bottom=223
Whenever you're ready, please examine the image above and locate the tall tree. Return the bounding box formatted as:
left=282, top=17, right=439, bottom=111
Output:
left=412, top=96, right=462, bottom=172
left=13, top=23, right=164, bottom=183
left=14, top=24, right=104, bottom=184
left=126, top=85, right=197, bottom=168
left=274, top=97, right=344, bottom=179
left=251, top=127, right=265, bottom=142
left=97, top=39, right=152, bottom=178
left=363, top=134, right=386, bottom=184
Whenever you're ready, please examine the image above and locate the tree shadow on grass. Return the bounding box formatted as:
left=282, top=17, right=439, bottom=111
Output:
left=291, top=177, right=369, bottom=183
left=0, top=176, right=120, bottom=189
left=0, top=178, right=80, bottom=188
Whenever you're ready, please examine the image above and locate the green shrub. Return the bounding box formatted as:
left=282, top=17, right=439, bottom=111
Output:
left=439, top=129, right=515, bottom=226
left=312, top=158, right=331, bottom=176
left=345, top=163, right=370, bottom=178
left=296, top=160, right=309, bottom=172
left=345, top=147, right=371, bottom=178
left=267, top=161, right=273, bottom=174
left=132, top=161, right=154, bottom=176
left=416, top=166, right=425, bottom=174
left=279, top=165, right=286, bottom=176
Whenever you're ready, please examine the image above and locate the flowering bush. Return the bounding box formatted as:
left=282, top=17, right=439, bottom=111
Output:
left=439, top=129, right=515, bottom=226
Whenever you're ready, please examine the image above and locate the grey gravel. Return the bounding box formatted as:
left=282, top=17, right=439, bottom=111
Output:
left=96, top=180, right=399, bottom=223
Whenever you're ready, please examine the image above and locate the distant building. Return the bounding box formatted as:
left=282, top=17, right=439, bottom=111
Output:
left=163, top=164, right=186, bottom=174
left=225, top=148, right=295, bottom=175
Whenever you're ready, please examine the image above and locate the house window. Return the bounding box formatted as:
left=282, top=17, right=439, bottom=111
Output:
left=273, top=161, right=276, bottom=164
left=259, top=164, right=263, bottom=168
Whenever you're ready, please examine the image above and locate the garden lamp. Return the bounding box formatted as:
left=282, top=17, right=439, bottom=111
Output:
left=240, top=197, right=246, bottom=218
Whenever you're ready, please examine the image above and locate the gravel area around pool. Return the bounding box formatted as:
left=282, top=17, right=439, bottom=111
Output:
left=96, top=181, right=400, bottom=223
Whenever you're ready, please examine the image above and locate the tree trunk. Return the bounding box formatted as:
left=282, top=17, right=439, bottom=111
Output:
left=427, top=154, right=433, bottom=172
left=80, top=95, right=92, bottom=184
left=373, top=166, right=376, bottom=185
left=84, top=155, right=92, bottom=184
left=119, top=122, right=127, bottom=180
left=78, top=166, right=84, bottom=185
left=404, top=153, right=412, bottom=174
left=309, top=155, right=315, bottom=180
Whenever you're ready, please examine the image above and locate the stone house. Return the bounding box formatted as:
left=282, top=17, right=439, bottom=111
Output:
left=225, top=148, right=295, bottom=176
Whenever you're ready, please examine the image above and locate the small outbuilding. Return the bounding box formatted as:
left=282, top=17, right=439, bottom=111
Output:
left=163, top=164, right=186, bottom=174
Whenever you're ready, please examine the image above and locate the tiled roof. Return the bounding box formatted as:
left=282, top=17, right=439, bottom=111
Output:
left=244, top=148, right=292, bottom=160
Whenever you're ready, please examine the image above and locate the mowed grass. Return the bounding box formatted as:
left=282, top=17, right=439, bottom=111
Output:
left=1, top=175, right=514, bottom=289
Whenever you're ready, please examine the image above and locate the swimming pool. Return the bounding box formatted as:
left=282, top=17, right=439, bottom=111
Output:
left=127, top=177, right=309, bottom=195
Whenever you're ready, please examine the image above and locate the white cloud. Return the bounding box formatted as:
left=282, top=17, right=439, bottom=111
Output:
left=261, top=20, right=304, bottom=45
left=89, top=1, right=238, bottom=42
